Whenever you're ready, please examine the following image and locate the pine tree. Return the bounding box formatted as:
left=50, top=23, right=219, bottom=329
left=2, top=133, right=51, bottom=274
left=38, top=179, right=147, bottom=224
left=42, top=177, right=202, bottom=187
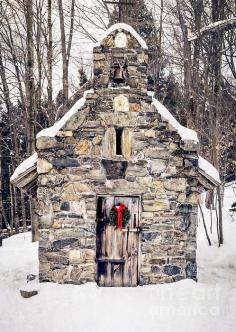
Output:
left=109, top=0, right=181, bottom=112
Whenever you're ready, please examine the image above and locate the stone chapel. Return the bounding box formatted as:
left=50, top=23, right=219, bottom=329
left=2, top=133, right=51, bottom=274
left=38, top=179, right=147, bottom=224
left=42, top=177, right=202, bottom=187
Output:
left=11, top=23, right=220, bottom=287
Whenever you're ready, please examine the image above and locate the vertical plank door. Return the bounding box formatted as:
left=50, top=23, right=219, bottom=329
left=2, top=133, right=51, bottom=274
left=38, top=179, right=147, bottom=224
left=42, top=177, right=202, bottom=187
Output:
left=96, top=196, right=140, bottom=287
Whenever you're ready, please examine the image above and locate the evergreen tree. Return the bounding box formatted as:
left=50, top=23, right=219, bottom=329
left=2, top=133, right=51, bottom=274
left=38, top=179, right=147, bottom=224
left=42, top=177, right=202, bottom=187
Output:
left=109, top=0, right=181, bottom=116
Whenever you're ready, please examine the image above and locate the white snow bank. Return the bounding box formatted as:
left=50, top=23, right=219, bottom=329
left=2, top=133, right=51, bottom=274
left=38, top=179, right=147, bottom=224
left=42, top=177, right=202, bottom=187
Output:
left=198, top=183, right=236, bottom=284
left=0, top=232, right=38, bottom=288
left=150, top=93, right=199, bottom=143
left=10, top=152, right=38, bottom=182
left=199, top=156, right=221, bottom=185
left=20, top=283, right=40, bottom=293
left=95, top=23, right=148, bottom=50
left=37, top=89, right=94, bottom=138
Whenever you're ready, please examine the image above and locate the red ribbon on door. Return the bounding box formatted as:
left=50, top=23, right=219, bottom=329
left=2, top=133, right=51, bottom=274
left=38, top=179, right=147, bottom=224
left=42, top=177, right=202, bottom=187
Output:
left=114, top=203, right=126, bottom=229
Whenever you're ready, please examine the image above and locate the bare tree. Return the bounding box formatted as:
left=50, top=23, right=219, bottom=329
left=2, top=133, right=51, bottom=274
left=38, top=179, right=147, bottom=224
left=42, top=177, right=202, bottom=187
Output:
left=25, top=0, right=36, bottom=155
left=57, top=0, right=75, bottom=106
left=47, top=0, right=54, bottom=123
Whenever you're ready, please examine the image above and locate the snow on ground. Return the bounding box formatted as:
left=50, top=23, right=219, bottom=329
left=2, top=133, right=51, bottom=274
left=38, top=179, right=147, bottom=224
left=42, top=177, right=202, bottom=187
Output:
left=0, top=183, right=236, bottom=332
left=198, top=182, right=236, bottom=286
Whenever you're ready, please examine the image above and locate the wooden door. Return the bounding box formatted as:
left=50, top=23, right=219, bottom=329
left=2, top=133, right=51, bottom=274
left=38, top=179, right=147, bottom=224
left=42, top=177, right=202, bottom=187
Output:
left=96, top=196, right=140, bottom=287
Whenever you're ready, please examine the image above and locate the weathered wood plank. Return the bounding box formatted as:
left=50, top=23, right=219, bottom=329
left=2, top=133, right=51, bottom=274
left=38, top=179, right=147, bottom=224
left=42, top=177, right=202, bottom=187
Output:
left=96, top=196, right=140, bottom=287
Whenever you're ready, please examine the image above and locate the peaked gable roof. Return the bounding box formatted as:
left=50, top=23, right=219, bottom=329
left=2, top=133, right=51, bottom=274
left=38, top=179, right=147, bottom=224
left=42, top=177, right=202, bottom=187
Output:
left=10, top=91, right=221, bottom=188
left=95, top=23, right=148, bottom=50
left=37, top=90, right=94, bottom=139
left=150, top=94, right=199, bottom=143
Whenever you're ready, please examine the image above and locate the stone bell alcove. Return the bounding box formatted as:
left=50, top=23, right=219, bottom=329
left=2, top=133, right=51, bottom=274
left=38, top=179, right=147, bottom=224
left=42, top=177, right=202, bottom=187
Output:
left=110, top=59, right=128, bottom=87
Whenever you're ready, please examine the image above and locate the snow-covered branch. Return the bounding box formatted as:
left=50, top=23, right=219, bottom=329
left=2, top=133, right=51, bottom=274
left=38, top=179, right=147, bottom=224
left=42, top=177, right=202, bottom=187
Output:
left=189, top=18, right=236, bottom=42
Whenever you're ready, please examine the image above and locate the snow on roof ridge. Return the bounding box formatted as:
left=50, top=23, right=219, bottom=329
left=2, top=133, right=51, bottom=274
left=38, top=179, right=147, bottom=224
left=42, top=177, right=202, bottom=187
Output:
left=37, top=89, right=94, bottom=139
left=198, top=156, right=221, bottom=184
left=149, top=93, right=199, bottom=143
left=95, top=23, right=148, bottom=50
left=150, top=93, right=220, bottom=184
left=11, top=89, right=93, bottom=182
left=10, top=152, right=38, bottom=182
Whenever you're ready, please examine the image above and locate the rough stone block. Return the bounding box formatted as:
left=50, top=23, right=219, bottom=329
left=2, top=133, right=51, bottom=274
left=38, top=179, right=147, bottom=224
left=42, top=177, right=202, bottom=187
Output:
left=52, top=158, right=79, bottom=169
left=185, top=262, right=197, bottom=279
left=37, top=159, right=53, bottom=174
left=56, top=131, right=73, bottom=137
left=52, top=238, right=78, bottom=250
left=163, top=265, right=182, bottom=276
left=143, top=200, right=170, bottom=212
left=145, top=148, right=170, bottom=159
left=37, top=137, right=62, bottom=150
left=164, top=179, right=186, bottom=192
left=39, top=214, right=53, bottom=228
left=74, top=140, right=91, bottom=155
left=149, top=160, right=166, bottom=175
left=151, top=266, right=161, bottom=273
left=20, top=288, right=38, bottom=299
left=114, top=32, right=127, bottom=48
left=129, top=103, right=141, bottom=112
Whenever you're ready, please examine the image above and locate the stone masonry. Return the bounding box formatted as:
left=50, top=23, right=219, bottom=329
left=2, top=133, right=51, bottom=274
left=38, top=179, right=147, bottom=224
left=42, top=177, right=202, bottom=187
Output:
left=37, top=25, right=198, bottom=285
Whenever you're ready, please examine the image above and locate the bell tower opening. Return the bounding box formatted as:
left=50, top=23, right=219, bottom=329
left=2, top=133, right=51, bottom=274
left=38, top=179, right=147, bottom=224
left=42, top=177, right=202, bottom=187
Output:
left=93, top=25, right=149, bottom=91
left=111, top=60, right=128, bottom=86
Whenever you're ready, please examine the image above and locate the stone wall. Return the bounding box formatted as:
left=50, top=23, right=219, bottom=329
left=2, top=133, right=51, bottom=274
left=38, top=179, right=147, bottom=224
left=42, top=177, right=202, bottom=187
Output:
left=37, top=89, right=198, bottom=284
left=37, top=28, right=198, bottom=285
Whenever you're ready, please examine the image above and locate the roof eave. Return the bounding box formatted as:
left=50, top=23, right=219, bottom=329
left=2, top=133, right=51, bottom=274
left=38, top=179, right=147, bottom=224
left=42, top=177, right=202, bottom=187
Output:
left=198, top=169, right=221, bottom=189
left=11, top=165, right=37, bottom=191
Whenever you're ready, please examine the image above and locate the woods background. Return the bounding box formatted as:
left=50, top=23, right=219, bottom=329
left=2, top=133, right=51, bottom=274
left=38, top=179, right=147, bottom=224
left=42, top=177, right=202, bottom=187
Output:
left=0, top=0, right=235, bottom=235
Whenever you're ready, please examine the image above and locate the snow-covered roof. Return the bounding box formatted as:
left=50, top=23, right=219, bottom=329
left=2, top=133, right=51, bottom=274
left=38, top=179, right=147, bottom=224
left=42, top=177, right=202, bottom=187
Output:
left=11, top=90, right=92, bottom=183
left=37, top=90, right=93, bottom=138
left=150, top=93, right=199, bottom=143
left=10, top=152, right=38, bottom=182
left=11, top=90, right=220, bottom=188
left=11, top=90, right=93, bottom=183
left=149, top=93, right=220, bottom=185
left=198, top=156, right=221, bottom=185
left=95, top=23, right=148, bottom=50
